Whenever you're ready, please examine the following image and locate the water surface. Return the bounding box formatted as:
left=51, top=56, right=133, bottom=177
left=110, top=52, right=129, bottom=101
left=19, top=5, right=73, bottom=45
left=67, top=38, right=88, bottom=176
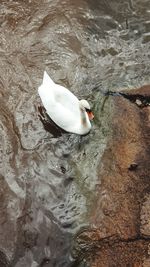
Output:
left=0, top=0, right=150, bottom=266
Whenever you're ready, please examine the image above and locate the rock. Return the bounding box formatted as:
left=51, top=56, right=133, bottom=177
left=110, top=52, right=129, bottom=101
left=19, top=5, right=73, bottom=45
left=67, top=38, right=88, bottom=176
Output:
left=73, top=85, right=150, bottom=266
left=140, top=195, right=150, bottom=237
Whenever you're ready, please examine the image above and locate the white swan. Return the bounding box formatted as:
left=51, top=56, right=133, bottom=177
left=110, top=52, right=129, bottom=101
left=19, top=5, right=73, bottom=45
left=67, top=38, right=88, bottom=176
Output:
left=38, top=71, right=94, bottom=135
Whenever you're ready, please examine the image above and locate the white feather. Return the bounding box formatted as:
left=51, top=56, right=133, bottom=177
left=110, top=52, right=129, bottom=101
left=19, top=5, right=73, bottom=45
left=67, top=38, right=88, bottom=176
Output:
left=38, top=71, right=92, bottom=135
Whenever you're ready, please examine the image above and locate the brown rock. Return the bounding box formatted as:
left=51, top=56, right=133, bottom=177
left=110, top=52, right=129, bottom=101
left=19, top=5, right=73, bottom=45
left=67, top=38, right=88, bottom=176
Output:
left=74, top=85, right=150, bottom=266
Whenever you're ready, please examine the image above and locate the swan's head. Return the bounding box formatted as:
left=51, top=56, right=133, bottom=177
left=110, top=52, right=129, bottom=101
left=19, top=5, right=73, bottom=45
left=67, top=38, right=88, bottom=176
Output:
left=79, top=99, right=94, bottom=120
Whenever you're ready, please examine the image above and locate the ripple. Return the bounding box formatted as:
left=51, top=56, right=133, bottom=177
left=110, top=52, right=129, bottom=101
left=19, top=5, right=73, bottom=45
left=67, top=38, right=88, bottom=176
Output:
left=0, top=0, right=150, bottom=266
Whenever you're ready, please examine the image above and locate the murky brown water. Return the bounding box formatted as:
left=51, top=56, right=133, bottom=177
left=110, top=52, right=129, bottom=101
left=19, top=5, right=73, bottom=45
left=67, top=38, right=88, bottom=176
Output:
left=0, top=0, right=150, bottom=266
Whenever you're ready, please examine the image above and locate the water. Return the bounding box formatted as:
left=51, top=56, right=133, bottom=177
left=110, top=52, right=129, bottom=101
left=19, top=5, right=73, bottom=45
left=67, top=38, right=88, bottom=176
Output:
left=0, top=0, right=150, bottom=266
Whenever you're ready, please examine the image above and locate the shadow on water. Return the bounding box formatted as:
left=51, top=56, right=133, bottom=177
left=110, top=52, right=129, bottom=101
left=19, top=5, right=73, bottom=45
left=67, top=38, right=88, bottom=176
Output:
left=38, top=105, right=66, bottom=138
left=0, top=0, right=150, bottom=266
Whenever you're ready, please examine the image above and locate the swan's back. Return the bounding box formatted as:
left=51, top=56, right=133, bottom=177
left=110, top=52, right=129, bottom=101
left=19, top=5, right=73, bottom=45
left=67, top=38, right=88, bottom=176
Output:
left=38, top=71, right=81, bottom=131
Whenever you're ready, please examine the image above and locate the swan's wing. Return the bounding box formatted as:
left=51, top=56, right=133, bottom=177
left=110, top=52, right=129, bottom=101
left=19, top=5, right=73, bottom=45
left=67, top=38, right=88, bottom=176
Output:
left=43, top=71, right=55, bottom=86
left=38, top=86, right=80, bottom=131
left=54, top=84, right=80, bottom=114
left=38, top=71, right=55, bottom=101
left=38, top=71, right=80, bottom=115
left=46, top=102, right=79, bottom=132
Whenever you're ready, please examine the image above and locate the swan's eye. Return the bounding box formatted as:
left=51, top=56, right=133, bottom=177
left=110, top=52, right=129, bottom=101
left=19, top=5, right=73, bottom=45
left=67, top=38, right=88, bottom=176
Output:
left=85, top=108, right=91, bottom=112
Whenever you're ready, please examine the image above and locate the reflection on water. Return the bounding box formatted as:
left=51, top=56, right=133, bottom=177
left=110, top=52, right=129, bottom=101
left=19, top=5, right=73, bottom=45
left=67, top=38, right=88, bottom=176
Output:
left=0, top=0, right=150, bottom=266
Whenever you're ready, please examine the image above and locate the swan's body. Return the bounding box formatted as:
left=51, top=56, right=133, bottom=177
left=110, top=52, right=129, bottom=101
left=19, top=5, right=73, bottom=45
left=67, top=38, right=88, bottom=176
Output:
left=38, top=71, right=94, bottom=135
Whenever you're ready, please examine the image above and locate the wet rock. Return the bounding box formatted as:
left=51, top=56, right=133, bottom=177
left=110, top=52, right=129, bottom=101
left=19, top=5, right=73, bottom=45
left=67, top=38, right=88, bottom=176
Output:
left=73, top=85, right=150, bottom=266
left=105, top=85, right=150, bottom=108
left=140, top=195, right=150, bottom=237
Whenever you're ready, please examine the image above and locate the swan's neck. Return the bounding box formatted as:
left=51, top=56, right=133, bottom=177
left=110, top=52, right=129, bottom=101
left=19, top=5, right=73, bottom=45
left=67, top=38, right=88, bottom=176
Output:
left=80, top=109, right=89, bottom=128
left=66, top=108, right=91, bottom=135
left=81, top=109, right=87, bottom=126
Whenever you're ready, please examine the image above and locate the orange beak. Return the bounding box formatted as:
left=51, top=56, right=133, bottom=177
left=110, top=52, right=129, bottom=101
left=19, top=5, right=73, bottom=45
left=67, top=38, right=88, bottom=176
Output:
left=87, top=111, right=94, bottom=120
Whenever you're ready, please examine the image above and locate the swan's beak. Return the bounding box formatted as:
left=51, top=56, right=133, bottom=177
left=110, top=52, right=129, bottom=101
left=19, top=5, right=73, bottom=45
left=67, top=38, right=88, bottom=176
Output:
left=87, top=111, right=94, bottom=120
